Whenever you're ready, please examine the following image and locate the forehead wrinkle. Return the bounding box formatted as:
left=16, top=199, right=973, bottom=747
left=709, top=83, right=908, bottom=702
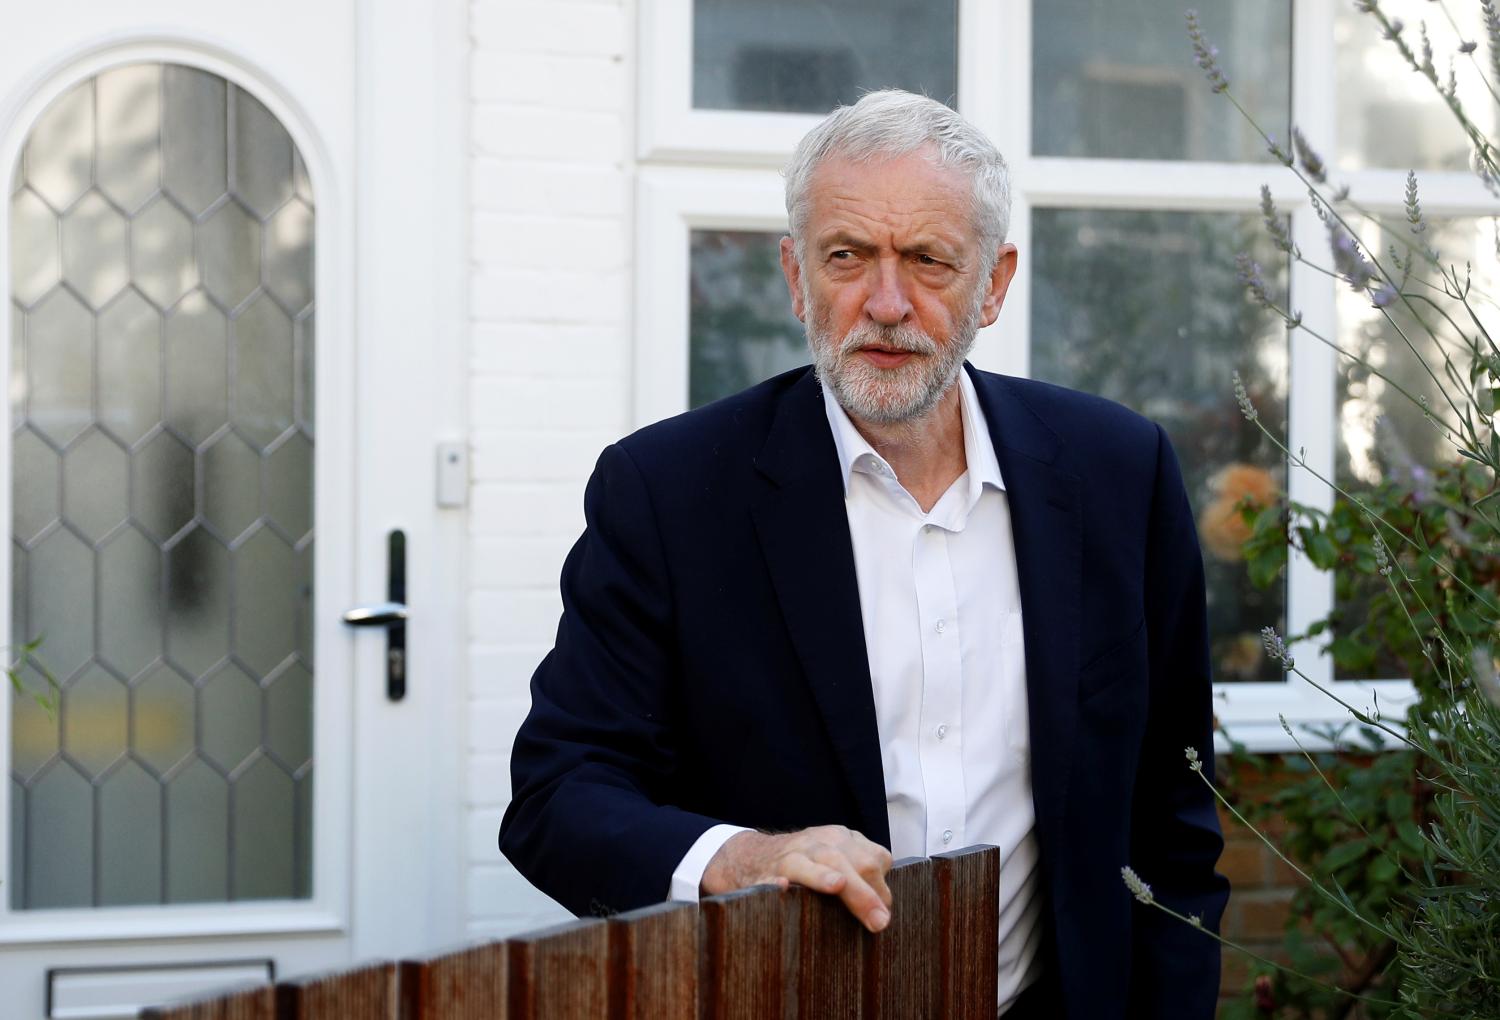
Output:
left=805, top=157, right=977, bottom=260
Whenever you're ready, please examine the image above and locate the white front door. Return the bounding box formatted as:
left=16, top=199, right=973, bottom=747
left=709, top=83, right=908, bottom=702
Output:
left=0, top=2, right=468, bottom=1016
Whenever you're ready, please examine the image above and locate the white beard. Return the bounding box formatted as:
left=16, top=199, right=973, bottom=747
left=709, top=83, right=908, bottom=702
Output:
left=805, top=286, right=984, bottom=424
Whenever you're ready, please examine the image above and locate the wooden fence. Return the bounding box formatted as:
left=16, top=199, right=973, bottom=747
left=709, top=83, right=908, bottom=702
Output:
left=141, top=845, right=998, bottom=1020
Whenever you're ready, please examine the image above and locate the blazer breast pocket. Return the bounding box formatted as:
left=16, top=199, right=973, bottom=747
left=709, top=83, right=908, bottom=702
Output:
left=1077, top=617, right=1147, bottom=706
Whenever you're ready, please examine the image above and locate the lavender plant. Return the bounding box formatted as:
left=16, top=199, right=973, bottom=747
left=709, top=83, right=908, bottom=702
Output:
left=1133, top=8, right=1500, bottom=1018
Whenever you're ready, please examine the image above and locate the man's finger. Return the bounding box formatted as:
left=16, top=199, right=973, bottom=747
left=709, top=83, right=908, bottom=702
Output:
left=777, top=850, right=848, bottom=896
left=835, top=868, right=891, bottom=933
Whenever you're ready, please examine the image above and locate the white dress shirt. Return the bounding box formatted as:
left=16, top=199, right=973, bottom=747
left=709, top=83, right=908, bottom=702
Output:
left=669, top=371, right=1042, bottom=1011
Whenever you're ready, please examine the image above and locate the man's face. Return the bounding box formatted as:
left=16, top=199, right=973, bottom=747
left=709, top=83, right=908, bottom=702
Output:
left=780, top=150, right=1017, bottom=424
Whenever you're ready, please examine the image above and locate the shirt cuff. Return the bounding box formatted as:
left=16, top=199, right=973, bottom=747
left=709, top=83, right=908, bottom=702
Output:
left=668, top=823, right=752, bottom=902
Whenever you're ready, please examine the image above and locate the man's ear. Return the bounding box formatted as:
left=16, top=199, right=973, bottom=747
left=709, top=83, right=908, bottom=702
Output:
left=779, top=236, right=807, bottom=322
left=978, top=243, right=1019, bottom=328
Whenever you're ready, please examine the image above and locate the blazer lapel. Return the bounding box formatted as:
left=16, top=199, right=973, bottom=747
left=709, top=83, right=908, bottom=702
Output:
left=968, top=368, right=1083, bottom=854
left=749, top=372, right=892, bottom=849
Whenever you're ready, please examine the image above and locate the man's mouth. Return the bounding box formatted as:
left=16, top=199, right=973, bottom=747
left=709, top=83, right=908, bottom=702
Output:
left=856, top=346, right=917, bottom=368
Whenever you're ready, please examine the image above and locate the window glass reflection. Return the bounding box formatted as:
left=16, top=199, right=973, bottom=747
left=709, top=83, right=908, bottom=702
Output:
left=689, top=230, right=808, bottom=409
left=1032, top=0, right=1291, bottom=162
left=1334, top=215, right=1500, bottom=679
left=1031, top=208, right=1289, bottom=682
left=1336, top=1, right=1498, bottom=171
left=692, top=0, right=957, bottom=114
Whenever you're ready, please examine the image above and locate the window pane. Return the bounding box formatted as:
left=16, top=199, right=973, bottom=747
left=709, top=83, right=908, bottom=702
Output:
left=1337, top=2, right=1498, bottom=171
left=688, top=230, right=808, bottom=408
left=1334, top=215, right=1500, bottom=678
left=692, top=0, right=957, bottom=114
left=1031, top=208, right=1288, bottom=682
left=9, top=64, right=315, bottom=909
left=1033, top=1, right=1291, bottom=161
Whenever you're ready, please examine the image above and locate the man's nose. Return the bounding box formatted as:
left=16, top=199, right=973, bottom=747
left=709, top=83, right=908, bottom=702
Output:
left=863, top=259, right=913, bottom=325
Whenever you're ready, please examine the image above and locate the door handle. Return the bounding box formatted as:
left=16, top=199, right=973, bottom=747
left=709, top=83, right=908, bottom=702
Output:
left=342, top=602, right=408, bottom=626
left=343, top=530, right=408, bottom=701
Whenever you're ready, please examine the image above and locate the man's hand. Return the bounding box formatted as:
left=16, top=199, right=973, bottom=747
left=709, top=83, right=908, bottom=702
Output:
left=701, top=825, right=895, bottom=932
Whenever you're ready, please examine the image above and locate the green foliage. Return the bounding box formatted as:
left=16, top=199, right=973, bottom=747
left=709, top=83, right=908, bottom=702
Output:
left=1227, top=389, right=1500, bottom=1020
left=1170, top=6, right=1500, bottom=1017
left=7, top=635, right=57, bottom=716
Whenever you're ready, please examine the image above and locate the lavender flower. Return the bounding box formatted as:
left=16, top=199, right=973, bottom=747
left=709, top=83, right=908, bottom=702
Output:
left=1186, top=10, right=1230, bottom=93
left=1292, top=128, right=1327, bottom=183
left=1373, top=533, right=1393, bottom=577
left=1308, top=187, right=1332, bottom=226
left=1266, top=134, right=1294, bottom=167
left=1328, top=221, right=1384, bottom=302
left=1405, top=171, right=1426, bottom=235
left=1261, top=626, right=1295, bottom=671
left=1236, top=252, right=1271, bottom=307
left=1460, top=40, right=1478, bottom=55
left=1121, top=866, right=1155, bottom=905
left=1486, top=0, right=1500, bottom=88
left=1420, top=22, right=1436, bottom=78
left=1260, top=185, right=1298, bottom=255
left=1234, top=371, right=1259, bottom=423
left=1184, top=746, right=1203, bottom=773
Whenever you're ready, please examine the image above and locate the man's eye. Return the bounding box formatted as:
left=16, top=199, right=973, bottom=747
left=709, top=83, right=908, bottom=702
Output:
left=916, top=254, right=941, bottom=266
left=829, top=250, right=853, bottom=260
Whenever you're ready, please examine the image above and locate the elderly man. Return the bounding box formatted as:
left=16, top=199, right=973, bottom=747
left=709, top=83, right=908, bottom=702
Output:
left=500, top=90, right=1228, bottom=1018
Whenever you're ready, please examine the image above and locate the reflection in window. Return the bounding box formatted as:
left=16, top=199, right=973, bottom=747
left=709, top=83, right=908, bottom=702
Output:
left=1336, top=1, right=1498, bottom=171
left=1337, top=218, right=1500, bottom=488
left=689, top=230, right=809, bottom=408
left=692, top=0, right=957, bottom=114
left=1032, top=0, right=1291, bottom=162
left=1031, top=209, right=1288, bottom=682
left=1333, top=216, right=1500, bottom=679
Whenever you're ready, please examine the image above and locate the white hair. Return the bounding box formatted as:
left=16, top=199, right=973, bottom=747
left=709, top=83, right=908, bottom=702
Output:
left=784, top=90, right=1012, bottom=269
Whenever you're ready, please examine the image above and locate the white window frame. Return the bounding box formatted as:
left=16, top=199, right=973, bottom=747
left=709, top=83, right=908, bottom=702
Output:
left=634, top=0, right=1500, bottom=751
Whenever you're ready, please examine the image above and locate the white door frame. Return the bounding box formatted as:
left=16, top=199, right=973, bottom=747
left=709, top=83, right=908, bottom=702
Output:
left=0, top=0, right=468, bottom=1009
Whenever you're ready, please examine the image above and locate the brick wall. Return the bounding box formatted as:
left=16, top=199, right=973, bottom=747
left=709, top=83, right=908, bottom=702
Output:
left=464, top=0, right=634, bottom=940
left=1215, top=776, right=1305, bottom=1013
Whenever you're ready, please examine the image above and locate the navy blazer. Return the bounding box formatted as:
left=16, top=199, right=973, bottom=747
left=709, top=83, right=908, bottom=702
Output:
left=500, top=365, right=1229, bottom=1019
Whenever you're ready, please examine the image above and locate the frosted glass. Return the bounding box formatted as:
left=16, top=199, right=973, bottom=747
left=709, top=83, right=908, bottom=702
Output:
left=9, top=61, right=316, bottom=909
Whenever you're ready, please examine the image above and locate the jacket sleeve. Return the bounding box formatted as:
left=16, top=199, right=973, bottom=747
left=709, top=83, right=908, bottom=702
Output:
left=1127, top=424, right=1232, bottom=1016
left=498, top=442, right=724, bottom=917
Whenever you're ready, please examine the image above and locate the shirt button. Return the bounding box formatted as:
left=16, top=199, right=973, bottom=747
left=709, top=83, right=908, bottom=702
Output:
left=942, top=829, right=954, bottom=845
left=936, top=724, right=948, bottom=740
left=935, top=619, right=946, bottom=634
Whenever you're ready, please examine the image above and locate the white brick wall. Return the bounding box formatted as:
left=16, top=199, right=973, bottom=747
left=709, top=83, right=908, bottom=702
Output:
left=465, top=0, right=635, bottom=938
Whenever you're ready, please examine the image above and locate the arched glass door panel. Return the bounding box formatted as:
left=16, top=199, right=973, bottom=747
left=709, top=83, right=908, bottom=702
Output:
left=8, top=62, right=315, bottom=908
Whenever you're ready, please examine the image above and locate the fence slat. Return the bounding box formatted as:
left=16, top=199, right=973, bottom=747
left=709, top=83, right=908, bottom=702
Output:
left=139, top=984, right=277, bottom=1020
left=863, top=856, right=938, bottom=1018
left=507, top=918, right=609, bottom=1020
left=698, top=885, right=792, bottom=1020
left=276, top=960, right=397, bottom=1020
left=791, top=884, right=863, bottom=1018
left=131, top=845, right=1004, bottom=1020
left=398, top=941, right=507, bottom=1020
left=606, top=900, right=696, bottom=1020
left=934, top=844, right=1000, bottom=1020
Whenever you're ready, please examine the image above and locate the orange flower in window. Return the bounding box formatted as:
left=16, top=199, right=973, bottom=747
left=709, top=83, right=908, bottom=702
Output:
left=1198, top=463, right=1277, bottom=562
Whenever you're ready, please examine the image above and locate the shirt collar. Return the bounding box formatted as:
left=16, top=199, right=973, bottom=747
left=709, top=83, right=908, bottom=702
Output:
left=820, top=368, right=1006, bottom=498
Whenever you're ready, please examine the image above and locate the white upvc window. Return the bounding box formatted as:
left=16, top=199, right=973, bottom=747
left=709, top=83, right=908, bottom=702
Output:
left=634, top=0, right=1500, bottom=751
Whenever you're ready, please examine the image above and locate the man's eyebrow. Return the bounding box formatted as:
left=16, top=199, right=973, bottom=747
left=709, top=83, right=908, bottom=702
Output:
left=815, top=231, right=871, bottom=250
